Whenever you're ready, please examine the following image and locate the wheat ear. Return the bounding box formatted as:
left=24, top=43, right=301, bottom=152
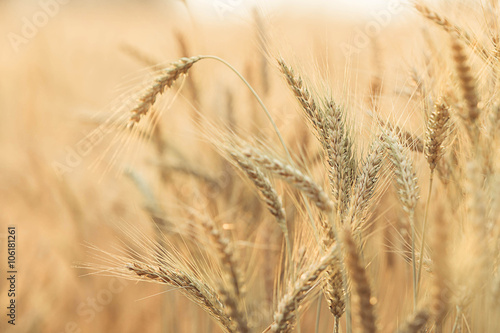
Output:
left=346, top=142, right=384, bottom=231
left=129, top=56, right=201, bottom=126
left=268, top=244, right=339, bottom=333
left=218, top=285, right=249, bottom=333
left=277, top=57, right=322, bottom=129
left=376, top=117, right=424, bottom=153
left=229, top=150, right=287, bottom=227
left=200, top=218, right=244, bottom=299
left=451, top=38, right=480, bottom=125
left=381, top=131, right=420, bottom=215
left=381, top=129, right=420, bottom=305
left=343, top=228, right=377, bottom=333
left=126, top=262, right=233, bottom=332
left=324, top=265, right=346, bottom=331
left=425, top=100, right=451, bottom=172
left=242, top=147, right=333, bottom=212
left=322, top=100, right=357, bottom=216
left=415, top=3, right=489, bottom=60
left=277, top=59, right=355, bottom=216
left=228, top=149, right=290, bottom=256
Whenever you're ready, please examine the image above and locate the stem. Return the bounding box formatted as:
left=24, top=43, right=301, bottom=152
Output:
left=200, top=54, right=321, bottom=248
left=334, top=316, right=340, bottom=333
left=315, top=295, right=322, bottom=333
left=199, top=56, right=331, bottom=333
left=200, top=55, right=297, bottom=258
left=416, top=172, right=434, bottom=297
left=200, top=55, right=291, bottom=160
left=451, top=306, right=461, bottom=333
left=410, top=210, right=417, bottom=310
left=284, top=232, right=293, bottom=270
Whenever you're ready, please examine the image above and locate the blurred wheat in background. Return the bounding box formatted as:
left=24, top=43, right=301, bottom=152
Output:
left=1, top=0, right=500, bottom=332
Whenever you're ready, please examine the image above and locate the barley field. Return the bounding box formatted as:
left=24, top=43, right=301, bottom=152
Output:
left=1, top=0, right=500, bottom=332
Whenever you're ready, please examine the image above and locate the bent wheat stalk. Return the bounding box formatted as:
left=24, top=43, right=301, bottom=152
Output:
left=127, top=55, right=291, bottom=160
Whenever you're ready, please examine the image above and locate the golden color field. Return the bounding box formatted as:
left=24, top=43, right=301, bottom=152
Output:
left=1, top=1, right=499, bottom=332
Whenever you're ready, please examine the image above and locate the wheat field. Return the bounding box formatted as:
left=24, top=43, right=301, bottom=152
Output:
left=1, top=1, right=499, bottom=332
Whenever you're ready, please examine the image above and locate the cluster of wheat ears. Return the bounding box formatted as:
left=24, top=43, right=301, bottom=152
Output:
left=92, top=3, right=500, bottom=333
